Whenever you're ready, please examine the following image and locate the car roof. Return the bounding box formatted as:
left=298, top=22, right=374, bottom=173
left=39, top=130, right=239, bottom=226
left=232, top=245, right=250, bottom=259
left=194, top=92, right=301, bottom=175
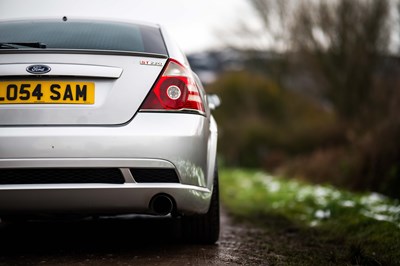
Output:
left=0, top=17, right=162, bottom=29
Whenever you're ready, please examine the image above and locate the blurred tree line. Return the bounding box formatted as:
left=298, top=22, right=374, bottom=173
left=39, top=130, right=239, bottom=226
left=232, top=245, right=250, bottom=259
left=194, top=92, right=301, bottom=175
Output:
left=207, top=0, right=400, bottom=198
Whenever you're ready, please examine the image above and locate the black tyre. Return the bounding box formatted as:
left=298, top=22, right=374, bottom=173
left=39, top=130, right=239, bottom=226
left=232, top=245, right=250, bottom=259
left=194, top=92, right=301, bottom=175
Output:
left=182, top=166, right=220, bottom=244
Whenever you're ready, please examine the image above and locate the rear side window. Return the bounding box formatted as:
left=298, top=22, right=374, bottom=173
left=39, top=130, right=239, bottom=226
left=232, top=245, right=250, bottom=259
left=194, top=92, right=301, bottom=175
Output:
left=0, top=20, right=168, bottom=55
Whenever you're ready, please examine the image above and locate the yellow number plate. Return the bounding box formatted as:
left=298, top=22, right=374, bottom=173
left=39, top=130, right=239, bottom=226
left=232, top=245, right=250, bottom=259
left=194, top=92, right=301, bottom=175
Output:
left=0, top=81, right=95, bottom=104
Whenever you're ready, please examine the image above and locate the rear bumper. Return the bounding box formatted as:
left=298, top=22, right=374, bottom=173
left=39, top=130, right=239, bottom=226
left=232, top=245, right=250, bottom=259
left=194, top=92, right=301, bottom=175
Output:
left=0, top=113, right=218, bottom=216
left=0, top=183, right=211, bottom=215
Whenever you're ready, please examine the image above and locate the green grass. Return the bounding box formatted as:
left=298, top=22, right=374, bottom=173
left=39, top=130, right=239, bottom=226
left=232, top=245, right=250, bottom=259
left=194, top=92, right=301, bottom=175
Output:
left=220, top=168, right=400, bottom=265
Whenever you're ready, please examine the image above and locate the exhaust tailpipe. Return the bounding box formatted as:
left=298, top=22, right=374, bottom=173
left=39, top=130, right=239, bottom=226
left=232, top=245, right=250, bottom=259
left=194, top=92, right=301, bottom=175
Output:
left=149, top=194, right=174, bottom=215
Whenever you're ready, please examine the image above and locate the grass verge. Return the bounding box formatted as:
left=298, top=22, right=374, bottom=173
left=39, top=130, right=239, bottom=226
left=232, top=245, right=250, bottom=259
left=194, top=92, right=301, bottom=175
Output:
left=220, top=168, right=400, bottom=265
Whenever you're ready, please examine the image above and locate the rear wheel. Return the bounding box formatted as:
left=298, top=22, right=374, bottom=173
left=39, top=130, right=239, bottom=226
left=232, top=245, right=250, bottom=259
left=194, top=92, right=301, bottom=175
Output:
left=182, top=166, right=220, bottom=244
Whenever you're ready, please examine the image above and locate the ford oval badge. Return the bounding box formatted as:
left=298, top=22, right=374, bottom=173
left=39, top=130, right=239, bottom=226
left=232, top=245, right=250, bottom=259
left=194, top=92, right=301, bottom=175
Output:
left=26, top=65, right=51, bottom=74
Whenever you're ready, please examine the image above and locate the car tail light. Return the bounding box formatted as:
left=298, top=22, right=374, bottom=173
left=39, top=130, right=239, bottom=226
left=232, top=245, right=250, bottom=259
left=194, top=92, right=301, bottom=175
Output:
left=140, top=59, right=205, bottom=114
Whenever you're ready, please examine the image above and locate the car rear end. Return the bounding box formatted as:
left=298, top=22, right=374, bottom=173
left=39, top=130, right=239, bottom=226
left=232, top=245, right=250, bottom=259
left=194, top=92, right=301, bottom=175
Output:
left=0, top=18, right=219, bottom=243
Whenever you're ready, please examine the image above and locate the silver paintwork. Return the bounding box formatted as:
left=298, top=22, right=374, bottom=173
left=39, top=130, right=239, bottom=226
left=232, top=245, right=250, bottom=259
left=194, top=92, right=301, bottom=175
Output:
left=0, top=112, right=217, bottom=215
left=160, top=26, right=191, bottom=68
left=0, top=19, right=218, bottom=217
left=0, top=53, right=167, bottom=126
left=0, top=184, right=211, bottom=215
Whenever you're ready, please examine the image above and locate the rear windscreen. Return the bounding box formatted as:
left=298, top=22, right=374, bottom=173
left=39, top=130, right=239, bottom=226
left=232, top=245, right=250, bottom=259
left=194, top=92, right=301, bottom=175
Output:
left=0, top=20, right=168, bottom=55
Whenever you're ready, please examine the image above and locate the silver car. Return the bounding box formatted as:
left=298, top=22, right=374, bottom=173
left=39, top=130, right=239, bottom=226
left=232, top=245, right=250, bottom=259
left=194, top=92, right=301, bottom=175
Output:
left=0, top=18, right=219, bottom=244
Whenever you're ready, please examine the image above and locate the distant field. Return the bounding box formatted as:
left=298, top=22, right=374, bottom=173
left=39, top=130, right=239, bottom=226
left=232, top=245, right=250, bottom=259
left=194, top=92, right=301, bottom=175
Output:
left=219, top=168, right=400, bottom=265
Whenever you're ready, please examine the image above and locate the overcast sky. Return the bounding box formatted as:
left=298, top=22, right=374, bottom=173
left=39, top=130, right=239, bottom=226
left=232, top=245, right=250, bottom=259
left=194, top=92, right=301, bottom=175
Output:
left=0, top=0, right=255, bottom=53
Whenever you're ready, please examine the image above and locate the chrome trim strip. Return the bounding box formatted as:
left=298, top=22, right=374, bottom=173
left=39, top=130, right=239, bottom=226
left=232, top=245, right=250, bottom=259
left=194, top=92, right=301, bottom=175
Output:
left=0, top=63, right=123, bottom=78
